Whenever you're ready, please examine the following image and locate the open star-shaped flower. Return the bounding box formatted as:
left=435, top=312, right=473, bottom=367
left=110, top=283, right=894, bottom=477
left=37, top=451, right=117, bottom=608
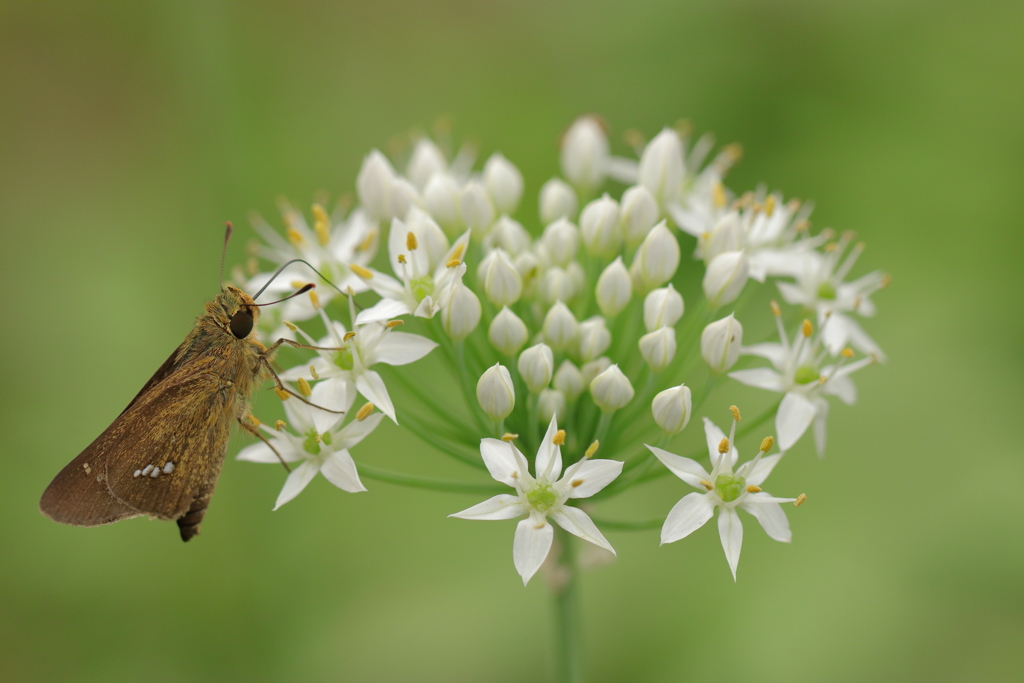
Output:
left=450, top=417, right=623, bottom=585
left=647, top=412, right=796, bottom=580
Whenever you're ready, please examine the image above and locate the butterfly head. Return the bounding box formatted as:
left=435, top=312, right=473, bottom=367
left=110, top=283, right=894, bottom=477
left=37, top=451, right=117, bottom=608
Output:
left=213, top=286, right=260, bottom=340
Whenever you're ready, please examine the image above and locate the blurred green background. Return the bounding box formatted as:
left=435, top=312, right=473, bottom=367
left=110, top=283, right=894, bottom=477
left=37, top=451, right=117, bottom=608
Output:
left=2, top=1, right=1022, bottom=681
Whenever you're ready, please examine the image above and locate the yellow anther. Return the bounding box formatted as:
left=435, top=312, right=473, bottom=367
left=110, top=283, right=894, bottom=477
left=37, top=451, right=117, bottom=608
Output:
left=622, top=129, right=645, bottom=149
left=274, top=387, right=290, bottom=401
left=450, top=243, right=466, bottom=262
left=350, top=264, right=373, bottom=279
left=718, top=438, right=730, bottom=454
left=571, top=479, right=584, bottom=488
left=446, top=258, right=462, bottom=268
left=770, top=300, right=782, bottom=317
left=309, top=290, right=321, bottom=309
left=841, top=347, right=854, bottom=358
left=275, top=420, right=287, bottom=431
left=290, top=280, right=307, bottom=289
left=246, top=257, right=259, bottom=277
left=699, top=480, right=714, bottom=491
left=312, top=204, right=331, bottom=246
left=386, top=320, right=404, bottom=328
left=787, top=198, right=802, bottom=212
left=674, top=118, right=693, bottom=138
left=882, top=274, right=892, bottom=288
left=309, top=365, right=319, bottom=380
left=724, top=143, right=743, bottom=162
left=794, top=493, right=807, bottom=507
left=869, top=353, right=879, bottom=364
left=286, top=227, right=305, bottom=247
left=297, top=377, right=312, bottom=397
left=764, top=195, right=776, bottom=217
left=760, top=436, right=774, bottom=452
left=501, top=433, right=519, bottom=442
left=856, top=241, right=866, bottom=252
left=246, top=413, right=260, bottom=428
left=534, top=522, right=546, bottom=530
left=356, top=403, right=375, bottom=421
left=730, top=405, right=741, bottom=421
left=818, top=376, right=827, bottom=385
left=712, top=182, right=727, bottom=209
left=821, top=228, right=836, bottom=240
left=553, top=430, right=566, bottom=446
left=746, top=485, right=762, bottom=494
left=794, top=219, right=810, bottom=232
left=585, top=440, right=600, bottom=459
left=824, top=242, right=838, bottom=253
left=406, top=231, right=418, bottom=251
left=397, top=254, right=407, bottom=264
left=357, top=229, right=376, bottom=252
left=343, top=331, right=356, bottom=342
left=802, top=319, right=813, bottom=337
left=283, top=320, right=298, bottom=332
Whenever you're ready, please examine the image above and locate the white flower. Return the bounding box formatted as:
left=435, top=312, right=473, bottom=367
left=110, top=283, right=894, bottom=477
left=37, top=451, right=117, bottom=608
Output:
left=537, top=389, right=566, bottom=423
left=540, top=218, right=580, bottom=267
left=648, top=415, right=795, bottom=580
left=518, top=343, right=555, bottom=394
left=639, top=326, right=676, bottom=372
left=486, top=215, right=532, bottom=256
left=560, top=116, right=610, bottom=193
left=553, top=360, right=585, bottom=402
left=489, top=306, right=530, bottom=356
left=542, top=301, right=579, bottom=351
left=356, top=150, right=397, bottom=222
left=440, top=271, right=482, bottom=342
left=577, top=316, right=611, bottom=362
left=701, top=313, right=743, bottom=373
left=484, top=153, right=524, bottom=215
left=620, top=185, right=660, bottom=248
left=777, top=233, right=888, bottom=360
left=590, top=364, right=634, bottom=413
left=579, top=194, right=621, bottom=257
left=450, top=417, right=623, bottom=585
left=637, top=128, right=685, bottom=210
left=406, top=138, right=448, bottom=191
left=643, top=284, right=684, bottom=332
left=651, top=384, right=692, bottom=434
left=423, top=173, right=462, bottom=234
left=595, top=257, right=632, bottom=317
left=237, top=399, right=384, bottom=509
left=477, top=248, right=523, bottom=307
left=629, top=220, right=680, bottom=292
left=477, top=364, right=515, bottom=421
left=460, top=180, right=496, bottom=234
left=703, top=250, right=749, bottom=307
left=539, top=177, right=578, bottom=224
left=728, top=315, right=874, bottom=455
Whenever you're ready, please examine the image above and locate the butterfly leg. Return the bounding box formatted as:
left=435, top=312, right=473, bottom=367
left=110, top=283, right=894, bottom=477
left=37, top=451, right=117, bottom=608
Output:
left=237, top=415, right=292, bottom=473
left=257, top=354, right=346, bottom=414
left=264, top=337, right=343, bottom=354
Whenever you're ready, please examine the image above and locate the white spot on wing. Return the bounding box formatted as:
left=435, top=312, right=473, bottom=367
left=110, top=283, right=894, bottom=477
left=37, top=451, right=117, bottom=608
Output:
left=163, top=462, right=175, bottom=474
left=142, top=465, right=153, bottom=475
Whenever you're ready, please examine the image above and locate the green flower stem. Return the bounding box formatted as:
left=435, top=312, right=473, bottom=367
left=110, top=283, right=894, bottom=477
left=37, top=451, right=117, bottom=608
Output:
left=381, top=366, right=478, bottom=435
left=592, top=412, right=613, bottom=451
left=553, top=528, right=583, bottom=683
left=456, top=340, right=493, bottom=434
left=355, top=462, right=504, bottom=495
left=399, top=410, right=487, bottom=470
left=527, top=393, right=540, bottom=454
left=586, top=515, right=664, bottom=531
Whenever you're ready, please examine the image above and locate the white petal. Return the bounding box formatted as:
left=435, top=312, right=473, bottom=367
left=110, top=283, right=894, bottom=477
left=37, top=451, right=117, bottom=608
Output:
left=372, top=331, right=438, bottom=366
left=535, top=415, right=563, bottom=480
left=279, top=363, right=317, bottom=381
left=776, top=392, right=817, bottom=451
left=513, top=518, right=554, bottom=585
left=645, top=445, right=709, bottom=489
left=273, top=460, right=320, bottom=510
left=550, top=506, right=615, bottom=554
left=740, top=342, right=788, bottom=369
left=745, top=453, right=783, bottom=487
left=320, top=449, right=367, bottom=493
left=728, top=368, right=786, bottom=393
left=334, top=412, right=385, bottom=449
left=561, top=459, right=623, bottom=498
left=356, top=298, right=412, bottom=325
left=703, top=417, right=737, bottom=468
left=718, top=507, right=744, bottom=581
left=822, top=373, right=856, bottom=405
left=843, top=315, right=887, bottom=362
left=361, top=269, right=407, bottom=300
left=740, top=494, right=792, bottom=542
left=355, top=370, right=396, bottom=423
left=236, top=439, right=301, bottom=464
left=309, top=377, right=351, bottom=434
left=449, top=494, right=529, bottom=521
left=661, top=492, right=715, bottom=544
left=776, top=280, right=808, bottom=306
left=480, top=438, right=531, bottom=487
left=813, top=396, right=830, bottom=457
left=820, top=311, right=852, bottom=356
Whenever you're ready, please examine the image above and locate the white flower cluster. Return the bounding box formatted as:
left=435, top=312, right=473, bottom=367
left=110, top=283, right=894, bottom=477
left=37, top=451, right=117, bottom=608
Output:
left=235, top=115, right=887, bottom=583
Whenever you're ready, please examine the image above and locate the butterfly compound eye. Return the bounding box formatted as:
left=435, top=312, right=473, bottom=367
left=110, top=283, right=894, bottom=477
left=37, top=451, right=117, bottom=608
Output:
left=229, top=310, right=254, bottom=339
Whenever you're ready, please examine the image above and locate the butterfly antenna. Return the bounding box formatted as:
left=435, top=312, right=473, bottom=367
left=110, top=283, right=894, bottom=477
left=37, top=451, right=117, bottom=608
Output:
left=220, top=222, right=233, bottom=291
left=254, top=283, right=316, bottom=307
left=251, top=258, right=345, bottom=301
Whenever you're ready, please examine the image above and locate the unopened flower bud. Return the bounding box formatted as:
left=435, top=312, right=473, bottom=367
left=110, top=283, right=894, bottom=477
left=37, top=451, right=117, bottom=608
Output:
left=518, top=343, right=554, bottom=393
left=389, top=177, right=422, bottom=221
left=486, top=215, right=531, bottom=255
left=539, top=177, right=578, bottom=224
left=356, top=150, right=396, bottom=222
left=541, top=218, right=580, bottom=267
left=580, top=356, right=612, bottom=386
left=560, top=115, right=609, bottom=193
left=539, top=266, right=577, bottom=306
left=701, top=313, right=743, bottom=373
left=477, top=248, right=523, bottom=307
left=639, top=326, right=676, bottom=372
left=703, top=212, right=743, bottom=263
left=620, top=185, right=660, bottom=248
left=595, top=257, right=632, bottom=317
left=423, top=174, right=461, bottom=233
left=703, top=250, right=749, bottom=307
left=477, top=364, right=515, bottom=421
left=578, top=316, right=611, bottom=362
left=441, top=281, right=481, bottom=342
left=643, top=284, right=684, bottom=332
left=553, top=360, right=585, bottom=402
left=580, top=194, right=621, bottom=257
left=406, top=139, right=447, bottom=190
left=460, top=181, right=495, bottom=233
left=652, top=384, right=692, bottom=434
left=537, top=388, right=566, bottom=424
left=630, top=220, right=680, bottom=292
left=638, top=128, right=684, bottom=208
left=542, top=301, right=579, bottom=351
left=590, top=364, right=634, bottom=413
left=488, top=306, right=529, bottom=356
left=484, top=153, right=524, bottom=215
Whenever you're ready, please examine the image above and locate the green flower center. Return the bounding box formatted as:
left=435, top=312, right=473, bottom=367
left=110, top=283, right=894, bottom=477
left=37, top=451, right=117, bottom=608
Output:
left=333, top=347, right=354, bottom=371
left=410, top=275, right=434, bottom=302
left=794, top=364, right=820, bottom=385
left=303, top=429, right=321, bottom=456
left=527, top=480, right=558, bottom=512
left=817, top=282, right=837, bottom=300
left=321, top=431, right=333, bottom=446
left=715, top=474, right=746, bottom=503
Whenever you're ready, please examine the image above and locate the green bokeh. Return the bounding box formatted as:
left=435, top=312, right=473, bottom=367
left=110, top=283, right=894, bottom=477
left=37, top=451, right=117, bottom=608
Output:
left=2, top=1, right=1022, bottom=681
